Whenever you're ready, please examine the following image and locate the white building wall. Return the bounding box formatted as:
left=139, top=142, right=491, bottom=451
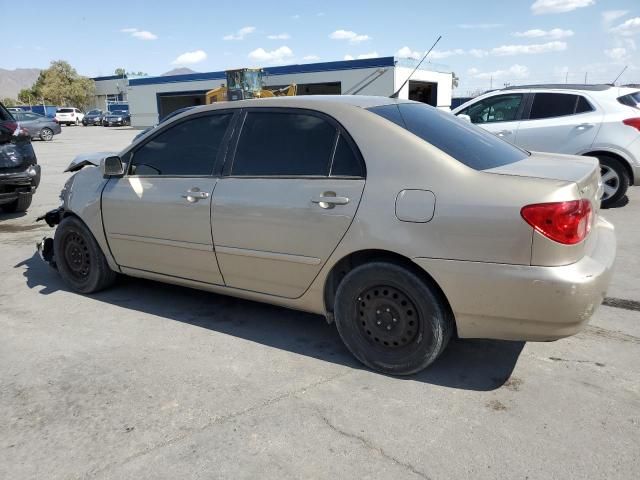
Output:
left=92, top=77, right=128, bottom=109
left=128, top=63, right=453, bottom=127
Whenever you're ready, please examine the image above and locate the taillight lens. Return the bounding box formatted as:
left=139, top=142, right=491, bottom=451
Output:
left=623, top=118, right=640, bottom=131
left=521, top=200, right=592, bottom=245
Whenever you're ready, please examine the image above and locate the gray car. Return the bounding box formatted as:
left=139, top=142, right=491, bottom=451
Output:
left=13, top=111, right=61, bottom=141
left=36, top=96, right=615, bottom=375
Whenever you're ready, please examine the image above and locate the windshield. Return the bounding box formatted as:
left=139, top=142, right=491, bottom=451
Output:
left=88, top=110, right=101, bottom=115
left=368, top=103, right=529, bottom=170
left=111, top=110, right=128, bottom=115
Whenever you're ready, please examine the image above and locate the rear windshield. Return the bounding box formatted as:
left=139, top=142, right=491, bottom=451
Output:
left=57, top=108, right=73, bottom=113
left=367, top=103, right=529, bottom=170
left=618, top=91, right=640, bottom=109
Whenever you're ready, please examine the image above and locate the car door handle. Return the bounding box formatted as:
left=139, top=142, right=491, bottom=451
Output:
left=576, top=123, right=594, bottom=130
left=181, top=188, right=210, bottom=203
left=311, top=192, right=350, bottom=209
left=496, top=130, right=512, bottom=136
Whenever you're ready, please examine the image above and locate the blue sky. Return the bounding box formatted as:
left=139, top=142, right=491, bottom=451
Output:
left=2, top=0, right=639, bottom=94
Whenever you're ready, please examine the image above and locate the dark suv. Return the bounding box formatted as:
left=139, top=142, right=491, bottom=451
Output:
left=0, top=102, right=40, bottom=213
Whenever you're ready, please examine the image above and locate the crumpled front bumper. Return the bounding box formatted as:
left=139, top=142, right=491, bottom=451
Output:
left=35, top=207, right=64, bottom=267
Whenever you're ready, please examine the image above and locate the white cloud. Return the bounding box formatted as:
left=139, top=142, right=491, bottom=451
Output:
left=430, top=49, right=465, bottom=60
left=267, top=33, right=290, bottom=40
left=291, top=14, right=300, bottom=19
left=344, top=52, right=378, bottom=60
left=396, top=46, right=422, bottom=59
left=223, top=26, right=255, bottom=41
left=458, top=23, right=503, bottom=29
left=248, top=46, right=294, bottom=63
left=171, top=50, right=207, bottom=65
left=611, top=17, right=640, bottom=37
left=604, top=47, right=628, bottom=61
left=470, top=64, right=530, bottom=80
left=317, top=12, right=325, bottom=17
left=602, top=10, right=628, bottom=27
left=514, top=28, right=574, bottom=39
left=329, top=29, right=371, bottom=43
left=344, top=54, right=354, bottom=60
left=491, top=41, right=567, bottom=55
left=120, top=27, right=157, bottom=40
left=531, top=0, right=594, bottom=15
left=302, top=55, right=320, bottom=61
left=469, top=48, right=489, bottom=58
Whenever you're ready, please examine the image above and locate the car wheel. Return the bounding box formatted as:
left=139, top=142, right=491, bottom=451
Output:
left=597, top=155, right=629, bottom=208
left=53, top=216, right=117, bottom=293
left=333, top=262, right=454, bottom=375
left=40, top=127, right=54, bottom=141
left=1, top=193, right=32, bottom=213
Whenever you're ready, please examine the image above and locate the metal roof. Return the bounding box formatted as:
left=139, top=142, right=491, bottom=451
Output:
left=128, top=57, right=396, bottom=87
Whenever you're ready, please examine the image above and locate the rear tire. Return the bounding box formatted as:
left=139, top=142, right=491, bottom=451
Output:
left=334, top=262, right=453, bottom=375
left=54, top=216, right=117, bottom=293
left=1, top=193, right=32, bottom=213
left=597, top=155, right=629, bottom=208
left=40, top=127, right=54, bottom=141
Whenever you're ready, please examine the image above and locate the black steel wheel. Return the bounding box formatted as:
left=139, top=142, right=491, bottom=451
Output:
left=54, top=216, right=117, bottom=293
left=334, top=261, right=454, bottom=375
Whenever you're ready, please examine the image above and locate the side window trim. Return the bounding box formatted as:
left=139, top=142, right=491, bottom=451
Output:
left=222, top=107, right=366, bottom=179
left=126, top=109, right=236, bottom=178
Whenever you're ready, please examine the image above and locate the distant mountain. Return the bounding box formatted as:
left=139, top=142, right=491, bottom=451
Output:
left=0, top=68, right=41, bottom=99
left=161, top=67, right=198, bottom=77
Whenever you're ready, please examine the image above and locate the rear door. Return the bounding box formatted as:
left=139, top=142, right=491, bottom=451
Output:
left=102, top=111, right=235, bottom=284
left=456, top=92, right=526, bottom=143
left=211, top=108, right=366, bottom=298
left=515, top=92, right=602, bottom=154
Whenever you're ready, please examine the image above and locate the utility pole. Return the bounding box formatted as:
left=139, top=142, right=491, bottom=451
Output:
left=565, top=71, right=569, bottom=83
left=584, top=72, right=588, bottom=84
left=490, top=75, right=493, bottom=90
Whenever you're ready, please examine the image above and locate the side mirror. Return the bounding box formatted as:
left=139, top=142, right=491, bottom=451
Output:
left=457, top=114, right=472, bottom=123
left=101, top=155, right=125, bottom=176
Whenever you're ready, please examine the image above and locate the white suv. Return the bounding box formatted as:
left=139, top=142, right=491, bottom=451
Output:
left=452, top=85, right=640, bottom=207
left=55, top=107, right=85, bottom=126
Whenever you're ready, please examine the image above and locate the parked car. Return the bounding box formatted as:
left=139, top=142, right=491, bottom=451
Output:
left=13, top=111, right=61, bottom=141
left=0, top=102, right=40, bottom=212
left=83, top=109, right=104, bottom=126
left=55, top=107, right=84, bottom=126
left=452, top=84, right=640, bottom=207
left=36, top=96, right=615, bottom=375
left=103, top=110, right=130, bottom=126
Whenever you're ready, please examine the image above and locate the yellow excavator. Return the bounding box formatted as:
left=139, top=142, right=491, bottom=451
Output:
left=205, top=68, right=297, bottom=104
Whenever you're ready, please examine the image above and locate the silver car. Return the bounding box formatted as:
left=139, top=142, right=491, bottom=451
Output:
left=37, top=96, right=615, bottom=375
left=12, top=111, right=61, bottom=141
left=452, top=84, right=640, bottom=207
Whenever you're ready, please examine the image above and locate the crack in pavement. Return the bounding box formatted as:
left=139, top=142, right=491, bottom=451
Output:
left=87, top=370, right=353, bottom=478
left=318, top=414, right=432, bottom=480
left=603, top=297, right=640, bottom=312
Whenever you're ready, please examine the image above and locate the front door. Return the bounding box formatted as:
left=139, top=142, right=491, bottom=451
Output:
left=102, top=112, right=234, bottom=284
left=458, top=92, right=526, bottom=144
left=212, top=109, right=366, bottom=298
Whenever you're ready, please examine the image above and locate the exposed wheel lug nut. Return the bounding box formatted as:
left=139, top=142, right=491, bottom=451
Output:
left=376, top=310, right=380, bottom=314
left=386, top=325, right=392, bottom=330
left=386, top=308, right=390, bottom=312
left=393, top=318, right=397, bottom=322
left=376, top=321, right=382, bottom=325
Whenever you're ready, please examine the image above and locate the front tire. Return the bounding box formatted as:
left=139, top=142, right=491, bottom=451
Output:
left=54, top=216, right=117, bottom=293
left=597, top=155, right=629, bottom=208
left=1, top=193, right=32, bottom=213
left=334, top=262, right=454, bottom=375
left=40, top=127, right=54, bottom=141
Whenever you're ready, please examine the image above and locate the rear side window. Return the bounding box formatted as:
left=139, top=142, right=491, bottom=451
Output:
left=368, top=103, right=529, bottom=170
left=130, top=113, right=232, bottom=176
left=331, top=135, right=364, bottom=177
left=617, top=91, right=640, bottom=109
left=529, top=93, right=593, bottom=119
left=232, top=111, right=336, bottom=176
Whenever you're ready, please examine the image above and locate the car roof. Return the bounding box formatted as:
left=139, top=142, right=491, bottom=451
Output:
left=504, top=84, right=613, bottom=92
left=207, top=95, right=413, bottom=110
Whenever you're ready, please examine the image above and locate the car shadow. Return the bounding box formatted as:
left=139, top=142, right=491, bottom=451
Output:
left=16, top=253, right=524, bottom=391
left=0, top=211, right=27, bottom=221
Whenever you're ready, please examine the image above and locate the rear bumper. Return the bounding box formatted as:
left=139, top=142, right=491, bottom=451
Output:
left=0, top=166, right=40, bottom=204
left=413, top=217, right=616, bottom=341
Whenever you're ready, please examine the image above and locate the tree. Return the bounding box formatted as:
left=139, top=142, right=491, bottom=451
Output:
left=114, top=68, right=148, bottom=77
left=17, top=60, right=95, bottom=109
left=452, top=72, right=459, bottom=89
left=114, top=67, right=126, bottom=76
left=1, top=97, right=17, bottom=106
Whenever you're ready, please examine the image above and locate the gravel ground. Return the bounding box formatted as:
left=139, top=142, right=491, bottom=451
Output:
left=1, top=125, right=638, bottom=480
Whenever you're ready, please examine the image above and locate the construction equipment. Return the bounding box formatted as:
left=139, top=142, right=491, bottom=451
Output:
left=205, top=68, right=296, bottom=104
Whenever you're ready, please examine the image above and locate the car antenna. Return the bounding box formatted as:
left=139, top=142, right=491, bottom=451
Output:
left=611, top=65, right=628, bottom=85
left=390, top=35, right=442, bottom=98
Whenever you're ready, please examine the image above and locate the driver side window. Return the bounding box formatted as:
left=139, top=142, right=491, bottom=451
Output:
left=130, top=113, right=232, bottom=176
left=461, top=94, right=523, bottom=124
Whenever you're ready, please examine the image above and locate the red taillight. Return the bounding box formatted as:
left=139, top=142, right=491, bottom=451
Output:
left=3, top=121, right=18, bottom=133
left=521, top=200, right=592, bottom=245
left=623, top=118, right=640, bottom=131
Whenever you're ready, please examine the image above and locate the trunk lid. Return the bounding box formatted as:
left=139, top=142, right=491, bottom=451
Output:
left=485, top=151, right=602, bottom=208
